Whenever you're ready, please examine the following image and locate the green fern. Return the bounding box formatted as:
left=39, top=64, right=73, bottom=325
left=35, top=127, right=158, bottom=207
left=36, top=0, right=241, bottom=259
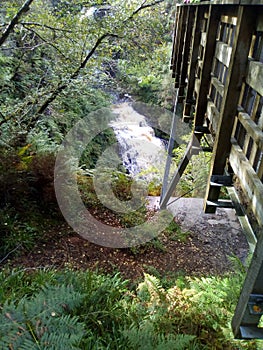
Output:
left=124, top=322, right=199, bottom=350
left=0, top=284, right=85, bottom=349
left=137, top=273, right=166, bottom=305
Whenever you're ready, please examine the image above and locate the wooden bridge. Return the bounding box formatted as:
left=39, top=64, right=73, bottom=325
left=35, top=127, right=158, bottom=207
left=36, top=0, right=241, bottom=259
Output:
left=160, top=0, right=263, bottom=339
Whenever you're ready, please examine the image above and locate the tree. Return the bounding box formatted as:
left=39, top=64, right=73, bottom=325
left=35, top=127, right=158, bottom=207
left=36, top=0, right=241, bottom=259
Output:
left=0, top=0, right=169, bottom=148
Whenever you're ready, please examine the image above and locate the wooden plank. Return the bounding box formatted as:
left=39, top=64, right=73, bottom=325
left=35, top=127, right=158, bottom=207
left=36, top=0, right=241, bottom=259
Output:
left=229, top=140, right=263, bottom=225
left=238, top=111, right=263, bottom=149
left=251, top=94, right=261, bottom=121
left=207, top=99, right=220, bottom=131
left=179, top=7, right=196, bottom=99
left=211, top=76, right=225, bottom=97
left=170, top=9, right=180, bottom=72
left=200, top=32, right=207, bottom=47
left=257, top=13, right=263, bottom=31
left=215, top=41, right=232, bottom=67
left=174, top=7, right=188, bottom=88
left=204, top=6, right=257, bottom=213
left=194, top=78, right=201, bottom=94
left=227, top=187, right=257, bottom=252
left=258, top=106, right=263, bottom=129
left=197, top=58, right=203, bottom=73
left=183, top=6, right=206, bottom=119
left=240, top=0, right=263, bottom=5
left=194, top=6, right=221, bottom=127
left=246, top=61, right=263, bottom=96
left=240, top=327, right=263, bottom=339
left=221, top=15, right=237, bottom=25
left=257, top=155, right=263, bottom=180
left=232, top=232, right=263, bottom=338
left=171, top=7, right=184, bottom=79
left=212, top=0, right=240, bottom=4
left=206, top=199, right=234, bottom=208
left=249, top=141, right=259, bottom=168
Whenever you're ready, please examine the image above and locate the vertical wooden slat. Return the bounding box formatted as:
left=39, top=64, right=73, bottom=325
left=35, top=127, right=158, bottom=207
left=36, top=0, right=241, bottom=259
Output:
left=170, top=8, right=180, bottom=75
left=174, top=6, right=188, bottom=88
left=251, top=94, right=261, bottom=121
left=178, top=7, right=195, bottom=102
left=171, top=6, right=184, bottom=80
left=194, top=5, right=221, bottom=127
left=183, top=6, right=206, bottom=120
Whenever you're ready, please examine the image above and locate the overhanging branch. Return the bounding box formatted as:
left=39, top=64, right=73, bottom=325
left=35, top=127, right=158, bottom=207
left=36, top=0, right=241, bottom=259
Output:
left=0, top=0, right=35, bottom=46
left=20, top=22, right=73, bottom=33
left=37, top=33, right=119, bottom=115
left=128, top=0, right=165, bottom=21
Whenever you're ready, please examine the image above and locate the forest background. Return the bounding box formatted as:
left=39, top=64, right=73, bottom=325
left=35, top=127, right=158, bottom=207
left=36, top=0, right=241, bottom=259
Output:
left=0, top=1, right=261, bottom=349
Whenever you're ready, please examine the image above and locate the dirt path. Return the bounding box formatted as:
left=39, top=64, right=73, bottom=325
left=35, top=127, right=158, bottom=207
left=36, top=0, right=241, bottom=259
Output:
left=5, top=197, right=249, bottom=283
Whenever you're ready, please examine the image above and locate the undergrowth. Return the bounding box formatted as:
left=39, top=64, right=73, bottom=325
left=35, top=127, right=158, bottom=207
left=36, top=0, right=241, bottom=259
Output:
left=0, top=268, right=261, bottom=349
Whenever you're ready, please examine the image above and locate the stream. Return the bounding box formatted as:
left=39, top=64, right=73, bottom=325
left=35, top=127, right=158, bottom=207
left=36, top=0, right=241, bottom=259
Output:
left=110, top=102, right=167, bottom=182
left=109, top=100, right=191, bottom=183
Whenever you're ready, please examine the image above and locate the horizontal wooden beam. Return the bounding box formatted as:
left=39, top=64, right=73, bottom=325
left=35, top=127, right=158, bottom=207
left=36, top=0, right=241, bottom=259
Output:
left=177, top=1, right=263, bottom=5
left=211, top=76, right=225, bottom=97
left=229, top=140, right=263, bottom=226
left=246, top=61, right=263, bottom=96
left=238, top=111, right=263, bottom=149
left=215, top=41, right=232, bottom=67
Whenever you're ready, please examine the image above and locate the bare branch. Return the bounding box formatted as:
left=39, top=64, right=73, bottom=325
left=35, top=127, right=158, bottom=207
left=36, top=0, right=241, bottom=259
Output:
left=0, top=0, right=35, bottom=46
left=22, top=24, right=68, bottom=59
left=0, top=244, right=22, bottom=264
left=1, top=42, right=46, bottom=51
left=20, top=21, right=73, bottom=33
left=127, top=0, right=165, bottom=20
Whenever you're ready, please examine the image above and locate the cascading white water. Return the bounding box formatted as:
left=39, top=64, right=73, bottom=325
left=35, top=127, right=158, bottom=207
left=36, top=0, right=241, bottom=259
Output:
left=111, top=103, right=166, bottom=180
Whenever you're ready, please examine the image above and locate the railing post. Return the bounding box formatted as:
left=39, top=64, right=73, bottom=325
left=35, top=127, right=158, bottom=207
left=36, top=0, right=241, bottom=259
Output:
left=178, top=7, right=196, bottom=102
left=183, top=6, right=206, bottom=121
left=194, top=5, right=221, bottom=128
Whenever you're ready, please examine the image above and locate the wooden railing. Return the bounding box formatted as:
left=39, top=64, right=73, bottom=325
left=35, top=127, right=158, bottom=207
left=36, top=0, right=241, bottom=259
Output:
left=171, top=1, right=263, bottom=227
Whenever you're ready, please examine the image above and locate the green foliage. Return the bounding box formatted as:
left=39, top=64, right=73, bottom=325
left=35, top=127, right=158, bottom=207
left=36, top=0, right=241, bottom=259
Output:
left=172, top=135, right=212, bottom=198
left=0, top=269, right=132, bottom=349
left=79, top=128, right=117, bottom=169
left=0, top=268, right=261, bottom=349
left=0, top=284, right=85, bottom=349
left=0, top=207, right=37, bottom=260
left=78, top=170, right=149, bottom=232
left=0, top=0, right=172, bottom=148
left=0, top=148, right=57, bottom=209
left=124, top=324, right=198, bottom=350
left=118, top=44, right=174, bottom=106
left=162, top=219, right=191, bottom=243
left=135, top=273, right=258, bottom=350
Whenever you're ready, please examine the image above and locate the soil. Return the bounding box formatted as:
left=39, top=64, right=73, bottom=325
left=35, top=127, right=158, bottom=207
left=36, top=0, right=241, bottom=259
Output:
left=4, top=197, right=249, bottom=283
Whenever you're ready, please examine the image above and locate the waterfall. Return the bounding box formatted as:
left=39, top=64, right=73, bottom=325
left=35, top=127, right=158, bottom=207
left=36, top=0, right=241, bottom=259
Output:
left=111, top=103, right=166, bottom=181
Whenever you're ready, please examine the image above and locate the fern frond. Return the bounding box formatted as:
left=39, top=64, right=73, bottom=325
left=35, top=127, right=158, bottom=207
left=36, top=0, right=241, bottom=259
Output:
left=124, top=322, right=198, bottom=350
left=0, top=284, right=85, bottom=350
left=138, top=274, right=166, bottom=304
